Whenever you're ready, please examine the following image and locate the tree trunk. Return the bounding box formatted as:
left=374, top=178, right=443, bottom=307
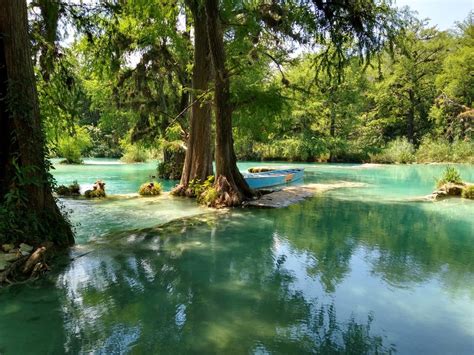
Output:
left=329, top=99, right=336, bottom=162
left=205, top=0, right=254, bottom=206
left=174, top=0, right=213, bottom=196
left=0, top=0, right=73, bottom=246
left=407, top=89, right=415, bottom=144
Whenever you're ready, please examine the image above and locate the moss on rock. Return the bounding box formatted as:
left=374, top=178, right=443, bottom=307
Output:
left=139, top=182, right=162, bottom=196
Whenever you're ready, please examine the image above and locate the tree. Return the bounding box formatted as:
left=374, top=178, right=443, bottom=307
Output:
left=205, top=0, right=254, bottom=205
left=174, top=0, right=214, bottom=195
left=370, top=21, right=448, bottom=144
left=0, top=0, right=73, bottom=246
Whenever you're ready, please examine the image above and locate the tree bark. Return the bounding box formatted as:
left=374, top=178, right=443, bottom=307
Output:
left=204, top=0, right=254, bottom=206
left=407, top=89, right=415, bottom=144
left=174, top=0, right=213, bottom=195
left=0, top=0, right=73, bottom=246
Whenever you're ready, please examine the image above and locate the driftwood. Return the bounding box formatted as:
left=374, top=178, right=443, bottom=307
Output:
left=0, top=246, right=50, bottom=285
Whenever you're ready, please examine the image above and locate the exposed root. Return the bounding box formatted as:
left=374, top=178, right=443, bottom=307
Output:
left=213, top=176, right=244, bottom=208
left=0, top=245, right=53, bottom=286
left=171, top=184, right=195, bottom=198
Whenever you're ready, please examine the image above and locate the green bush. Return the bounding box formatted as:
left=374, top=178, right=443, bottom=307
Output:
left=55, top=181, right=80, bottom=196
left=415, top=138, right=473, bottom=163
left=253, top=137, right=330, bottom=162
left=57, top=127, right=92, bottom=164
left=370, top=138, right=415, bottom=164
left=121, top=143, right=151, bottom=163
left=462, top=185, right=474, bottom=199
left=189, top=176, right=215, bottom=197
left=197, top=187, right=219, bottom=206
left=138, top=181, right=162, bottom=196
left=436, top=166, right=463, bottom=188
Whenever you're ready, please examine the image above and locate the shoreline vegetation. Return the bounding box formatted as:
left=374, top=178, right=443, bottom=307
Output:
left=55, top=137, right=474, bottom=165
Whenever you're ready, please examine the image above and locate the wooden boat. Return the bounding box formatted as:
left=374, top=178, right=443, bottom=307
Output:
left=243, top=167, right=304, bottom=189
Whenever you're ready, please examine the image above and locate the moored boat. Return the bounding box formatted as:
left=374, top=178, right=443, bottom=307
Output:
left=243, top=167, right=304, bottom=189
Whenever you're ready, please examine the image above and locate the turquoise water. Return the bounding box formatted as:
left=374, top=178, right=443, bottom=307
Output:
left=0, top=159, right=473, bottom=354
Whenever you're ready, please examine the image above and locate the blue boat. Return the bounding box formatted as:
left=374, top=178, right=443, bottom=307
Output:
left=243, top=167, right=305, bottom=189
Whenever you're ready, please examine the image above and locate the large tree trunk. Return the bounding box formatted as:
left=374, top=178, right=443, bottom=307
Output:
left=407, top=89, right=415, bottom=144
left=0, top=0, right=73, bottom=246
left=205, top=0, right=254, bottom=206
left=174, top=0, right=213, bottom=196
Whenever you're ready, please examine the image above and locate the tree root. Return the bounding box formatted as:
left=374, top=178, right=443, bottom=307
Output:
left=0, top=246, right=51, bottom=286
left=213, top=175, right=243, bottom=208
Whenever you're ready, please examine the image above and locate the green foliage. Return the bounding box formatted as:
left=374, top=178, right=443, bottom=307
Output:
left=462, top=185, right=474, bottom=199
left=436, top=167, right=463, bottom=188
left=57, top=126, right=92, bottom=164
left=187, top=176, right=220, bottom=206
left=197, top=187, right=219, bottom=206
left=138, top=182, right=162, bottom=196
left=369, top=138, right=415, bottom=164
left=55, top=181, right=80, bottom=196
left=416, top=138, right=474, bottom=163
left=120, top=141, right=153, bottom=163
left=189, top=176, right=215, bottom=198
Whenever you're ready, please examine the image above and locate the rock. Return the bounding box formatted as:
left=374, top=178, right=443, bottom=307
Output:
left=439, top=183, right=465, bottom=196
left=85, top=180, right=106, bottom=198
left=431, top=190, right=448, bottom=201
left=2, top=243, right=14, bottom=252
left=19, top=243, right=33, bottom=253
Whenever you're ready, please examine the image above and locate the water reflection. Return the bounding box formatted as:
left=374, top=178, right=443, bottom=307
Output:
left=1, top=195, right=473, bottom=354
left=269, top=197, right=474, bottom=295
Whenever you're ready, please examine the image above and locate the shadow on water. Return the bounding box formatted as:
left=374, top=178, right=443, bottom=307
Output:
left=0, top=195, right=473, bottom=353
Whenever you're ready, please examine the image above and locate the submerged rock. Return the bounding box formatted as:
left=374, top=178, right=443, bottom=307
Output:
left=246, top=182, right=366, bottom=208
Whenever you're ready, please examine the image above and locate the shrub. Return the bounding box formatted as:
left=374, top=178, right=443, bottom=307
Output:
left=138, top=182, right=162, bottom=196
left=370, top=138, right=415, bottom=164
left=189, top=176, right=215, bottom=197
left=55, top=181, right=80, bottom=196
left=57, top=127, right=92, bottom=164
left=197, top=187, right=219, bottom=206
left=120, top=143, right=151, bottom=163
left=415, top=138, right=474, bottom=163
left=436, top=166, right=463, bottom=188
left=462, top=185, right=474, bottom=199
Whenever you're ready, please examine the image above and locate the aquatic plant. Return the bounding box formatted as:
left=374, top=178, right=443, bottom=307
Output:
left=436, top=167, right=463, bottom=188
left=138, top=182, right=162, bottom=196
left=461, top=185, right=474, bottom=199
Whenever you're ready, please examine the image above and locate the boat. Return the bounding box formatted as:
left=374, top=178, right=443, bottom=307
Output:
left=243, top=167, right=304, bottom=189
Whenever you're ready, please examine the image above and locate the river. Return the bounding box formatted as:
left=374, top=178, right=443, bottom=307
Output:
left=0, top=159, right=473, bottom=354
